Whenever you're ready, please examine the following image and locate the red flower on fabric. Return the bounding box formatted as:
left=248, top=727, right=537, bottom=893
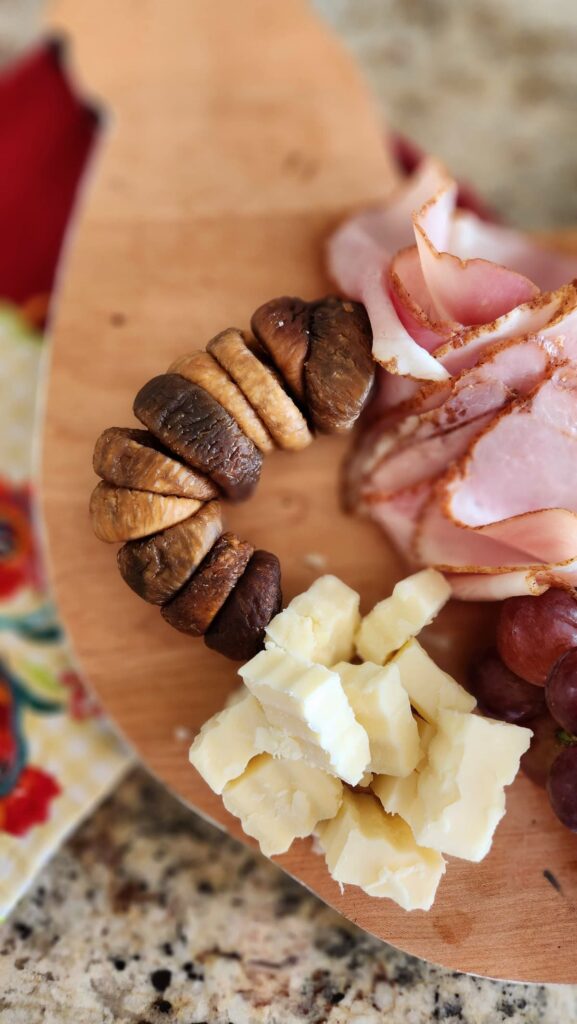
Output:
left=0, top=766, right=61, bottom=836
left=60, top=670, right=102, bottom=720
left=0, top=480, right=41, bottom=599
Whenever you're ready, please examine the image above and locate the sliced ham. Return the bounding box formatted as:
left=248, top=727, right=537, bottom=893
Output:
left=396, top=333, right=551, bottom=428
left=446, top=572, right=552, bottom=601
left=415, top=372, right=577, bottom=597
left=347, top=156, right=449, bottom=254
left=413, top=184, right=540, bottom=325
left=447, top=559, right=577, bottom=600
left=353, top=335, right=553, bottom=509
left=328, top=152, right=577, bottom=598
left=446, top=369, right=577, bottom=528
left=327, top=158, right=452, bottom=381
left=435, top=282, right=577, bottom=374
left=359, top=415, right=493, bottom=503
left=327, top=216, right=448, bottom=380
left=450, top=212, right=577, bottom=292
left=361, top=481, right=431, bottom=562
left=389, top=246, right=457, bottom=351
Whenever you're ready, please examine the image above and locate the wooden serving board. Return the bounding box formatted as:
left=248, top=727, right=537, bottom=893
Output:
left=41, top=0, right=577, bottom=983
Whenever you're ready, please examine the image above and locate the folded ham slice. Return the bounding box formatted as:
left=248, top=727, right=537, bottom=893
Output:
left=329, top=153, right=577, bottom=599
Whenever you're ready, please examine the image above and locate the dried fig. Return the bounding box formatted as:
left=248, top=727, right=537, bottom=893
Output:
left=89, top=481, right=202, bottom=543
left=305, top=297, right=374, bottom=433
left=207, top=329, right=312, bottom=451
left=161, top=532, right=253, bottom=636
left=169, top=350, right=274, bottom=453
left=250, top=296, right=311, bottom=402
left=117, top=500, right=223, bottom=604
left=93, top=426, right=217, bottom=499
left=204, top=549, right=282, bottom=660
left=133, top=373, right=263, bottom=501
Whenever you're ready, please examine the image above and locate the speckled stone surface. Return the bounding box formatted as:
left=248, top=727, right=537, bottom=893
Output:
left=2, top=1, right=577, bottom=1021
left=315, top=0, right=577, bottom=229
left=1, top=771, right=576, bottom=1024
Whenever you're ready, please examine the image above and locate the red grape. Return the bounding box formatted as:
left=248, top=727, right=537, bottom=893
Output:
left=547, top=746, right=577, bottom=830
left=545, top=649, right=577, bottom=734
left=497, top=589, right=577, bottom=685
left=520, top=714, right=566, bottom=788
left=468, top=650, right=546, bottom=724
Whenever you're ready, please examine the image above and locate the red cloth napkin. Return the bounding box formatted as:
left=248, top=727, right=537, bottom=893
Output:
left=0, top=39, right=97, bottom=309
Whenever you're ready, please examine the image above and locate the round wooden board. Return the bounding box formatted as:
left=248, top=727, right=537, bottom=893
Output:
left=41, top=0, right=577, bottom=983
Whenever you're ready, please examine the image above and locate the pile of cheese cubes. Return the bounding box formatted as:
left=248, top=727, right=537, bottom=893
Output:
left=189, top=570, right=532, bottom=911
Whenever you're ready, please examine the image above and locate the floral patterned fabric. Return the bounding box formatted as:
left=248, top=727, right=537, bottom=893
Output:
left=0, top=44, right=130, bottom=916
left=0, top=305, right=129, bottom=916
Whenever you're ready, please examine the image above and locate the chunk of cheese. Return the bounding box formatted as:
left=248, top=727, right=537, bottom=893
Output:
left=222, top=753, right=342, bottom=857
left=240, top=647, right=370, bottom=785
left=355, top=569, right=451, bottom=664
left=372, top=770, right=419, bottom=821
left=316, top=790, right=445, bottom=911
left=371, top=717, right=434, bottom=818
left=357, top=770, right=375, bottom=788
left=416, top=716, right=436, bottom=767
left=390, top=639, right=476, bottom=724
left=374, top=710, right=532, bottom=862
left=265, top=575, right=360, bottom=666
left=189, top=692, right=300, bottom=794
left=334, top=661, right=421, bottom=777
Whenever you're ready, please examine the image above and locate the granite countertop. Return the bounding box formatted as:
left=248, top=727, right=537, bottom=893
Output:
left=2, top=1, right=577, bottom=1022
left=1, top=769, right=576, bottom=1024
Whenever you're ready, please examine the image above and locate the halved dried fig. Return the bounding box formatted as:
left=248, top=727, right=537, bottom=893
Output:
left=89, top=481, right=202, bottom=543
left=117, top=500, right=223, bottom=604
left=169, top=351, right=274, bottom=453
left=133, top=373, right=263, bottom=501
left=161, top=532, right=253, bottom=636
left=204, top=549, right=282, bottom=660
left=250, top=296, right=311, bottom=402
left=93, top=426, right=217, bottom=499
left=305, top=297, right=374, bottom=434
left=207, top=329, right=312, bottom=451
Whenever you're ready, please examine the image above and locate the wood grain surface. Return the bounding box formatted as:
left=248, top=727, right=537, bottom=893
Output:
left=41, top=0, right=577, bottom=983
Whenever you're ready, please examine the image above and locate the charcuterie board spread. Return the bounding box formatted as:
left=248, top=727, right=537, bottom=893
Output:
left=41, top=0, right=577, bottom=982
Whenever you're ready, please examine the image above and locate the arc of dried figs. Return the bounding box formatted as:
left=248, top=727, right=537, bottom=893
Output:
left=90, top=481, right=202, bottom=543
left=305, top=297, right=374, bottom=434
left=161, top=532, right=254, bottom=636
left=133, top=374, right=263, bottom=501
left=117, top=499, right=223, bottom=604
left=251, top=296, right=311, bottom=403
left=90, top=293, right=378, bottom=662
left=169, top=351, right=274, bottom=454
left=205, top=549, right=282, bottom=660
left=93, top=427, right=218, bottom=499
left=207, top=329, right=313, bottom=451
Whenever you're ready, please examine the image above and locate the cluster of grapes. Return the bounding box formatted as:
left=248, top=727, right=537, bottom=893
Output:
left=469, top=589, right=577, bottom=831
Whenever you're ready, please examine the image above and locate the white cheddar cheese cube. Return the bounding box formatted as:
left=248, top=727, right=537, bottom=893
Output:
left=372, top=771, right=419, bottom=821
left=265, top=575, right=360, bottom=666
left=371, top=717, right=434, bottom=818
left=356, top=569, right=451, bottom=664
left=390, top=639, right=476, bottom=724
left=334, top=661, right=421, bottom=777
left=374, top=710, right=532, bottom=862
left=416, top=716, right=436, bottom=766
left=316, top=790, right=445, bottom=911
left=414, top=710, right=532, bottom=861
left=223, top=753, right=342, bottom=857
left=239, top=647, right=370, bottom=785
left=224, top=685, right=250, bottom=707
left=357, top=770, right=375, bottom=788
left=189, top=693, right=300, bottom=794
